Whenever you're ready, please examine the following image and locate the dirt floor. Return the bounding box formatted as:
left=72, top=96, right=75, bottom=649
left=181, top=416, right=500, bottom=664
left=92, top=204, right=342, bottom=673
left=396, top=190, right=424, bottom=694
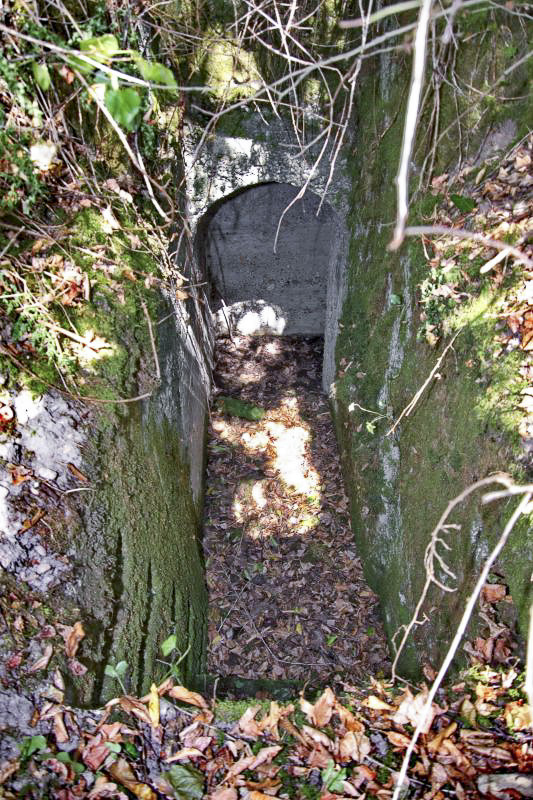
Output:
left=203, top=334, right=391, bottom=684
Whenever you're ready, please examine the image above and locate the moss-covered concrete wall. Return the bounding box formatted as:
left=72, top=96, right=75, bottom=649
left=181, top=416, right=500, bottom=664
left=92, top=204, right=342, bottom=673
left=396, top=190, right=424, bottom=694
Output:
left=74, top=298, right=210, bottom=703
left=330, top=7, right=532, bottom=676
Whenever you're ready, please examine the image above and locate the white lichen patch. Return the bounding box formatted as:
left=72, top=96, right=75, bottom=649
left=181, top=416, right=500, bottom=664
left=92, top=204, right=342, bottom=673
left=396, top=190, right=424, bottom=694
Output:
left=0, top=389, right=84, bottom=592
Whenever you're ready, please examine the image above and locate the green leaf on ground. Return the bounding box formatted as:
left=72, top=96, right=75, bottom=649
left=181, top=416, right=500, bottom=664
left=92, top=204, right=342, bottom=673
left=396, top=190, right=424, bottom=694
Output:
left=450, top=194, right=477, bottom=213
left=105, top=88, right=141, bottom=131
left=321, top=760, right=347, bottom=793
left=220, top=396, right=265, bottom=421
left=19, top=735, right=47, bottom=760
left=163, top=764, right=204, bottom=800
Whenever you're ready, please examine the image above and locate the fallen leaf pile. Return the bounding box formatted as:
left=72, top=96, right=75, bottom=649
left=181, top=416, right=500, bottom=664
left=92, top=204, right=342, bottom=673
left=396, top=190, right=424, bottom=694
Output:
left=1, top=669, right=531, bottom=799
left=203, top=335, right=390, bottom=683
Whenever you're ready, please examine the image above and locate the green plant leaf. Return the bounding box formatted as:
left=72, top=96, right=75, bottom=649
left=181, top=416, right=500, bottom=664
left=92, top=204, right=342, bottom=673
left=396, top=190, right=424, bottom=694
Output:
left=32, top=63, right=51, bottom=91
left=19, top=735, right=47, bottom=760
left=163, top=764, right=204, bottom=800
left=321, top=760, right=346, bottom=793
left=79, top=34, right=120, bottom=62
left=390, top=293, right=401, bottom=305
left=134, top=57, right=177, bottom=88
left=106, top=742, right=121, bottom=753
left=161, top=634, right=177, bottom=657
left=123, top=741, right=140, bottom=759
left=105, top=88, right=141, bottom=132
left=115, top=660, right=128, bottom=676
left=220, top=396, right=265, bottom=421
left=450, top=194, right=476, bottom=213
left=104, top=664, right=118, bottom=678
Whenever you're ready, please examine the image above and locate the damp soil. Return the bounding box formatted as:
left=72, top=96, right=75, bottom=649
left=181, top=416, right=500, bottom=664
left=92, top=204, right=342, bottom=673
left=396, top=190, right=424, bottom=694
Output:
left=203, top=335, right=390, bottom=684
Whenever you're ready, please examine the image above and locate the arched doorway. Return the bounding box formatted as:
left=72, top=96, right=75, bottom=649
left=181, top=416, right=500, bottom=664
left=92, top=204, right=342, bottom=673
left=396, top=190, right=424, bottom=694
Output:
left=198, top=183, right=342, bottom=337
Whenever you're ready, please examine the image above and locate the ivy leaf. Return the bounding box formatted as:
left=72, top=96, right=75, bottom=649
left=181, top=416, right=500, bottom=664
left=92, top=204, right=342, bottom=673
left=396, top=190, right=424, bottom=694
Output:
left=115, top=660, right=128, bottom=677
left=79, top=34, right=120, bottom=63
left=134, top=57, right=177, bottom=88
left=163, top=765, right=204, bottom=800
left=161, top=634, right=177, bottom=657
left=32, top=63, right=51, bottom=91
left=390, top=293, right=401, bottom=305
left=450, top=194, right=477, bottom=213
left=321, top=760, right=347, bottom=794
left=19, top=735, right=47, bottom=760
left=105, top=88, right=141, bottom=131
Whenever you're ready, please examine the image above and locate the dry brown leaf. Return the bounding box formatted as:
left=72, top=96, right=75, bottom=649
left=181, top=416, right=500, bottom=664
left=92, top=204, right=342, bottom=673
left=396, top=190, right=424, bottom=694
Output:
left=29, top=644, right=53, bottom=672
left=259, top=701, right=292, bottom=740
left=238, top=706, right=263, bottom=737
left=459, top=697, right=476, bottom=728
left=210, top=789, right=238, bottom=800
left=335, top=702, right=364, bottom=733
left=481, top=584, right=506, bottom=603
left=63, top=621, right=85, bottom=658
left=338, top=731, right=371, bottom=762
left=148, top=683, right=160, bottom=727
left=362, top=695, right=394, bottom=712
left=165, top=748, right=205, bottom=763
left=305, top=745, right=332, bottom=769
left=224, top=746, right=282, bottom=781
left=311, top=687, right=336, bottom=727
left=504, top=701, right=532, bottom=731
left=169, top=685, right=209, bottom=709
left=300, top=695, right=315, bottom=722
left=119, top=696, right=153, bottom=726
left=392, top=688, right=437, bottom=734
left=302, top=725, right=333, bottom=750
left=53, top=711, right=69, bottom=743
left=386, top=731, right=411, bottom=750
left=67, top=463, right=89, bottom=482
left=427, top=722, right=457, bottom=752
left=82, top=737, right=110, bottom=771
left=110, top=759, right=157, bottom=800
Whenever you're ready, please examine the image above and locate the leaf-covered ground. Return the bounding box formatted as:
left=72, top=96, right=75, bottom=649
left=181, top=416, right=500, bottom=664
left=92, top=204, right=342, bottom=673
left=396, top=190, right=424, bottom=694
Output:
left=1, top=660, right=531, bottom=799
left=203, top=335, right=390, bottom=684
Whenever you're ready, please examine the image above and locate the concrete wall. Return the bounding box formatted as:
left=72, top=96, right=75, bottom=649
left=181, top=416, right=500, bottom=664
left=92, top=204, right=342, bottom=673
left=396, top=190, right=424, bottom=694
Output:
left=183, top=113, right=350, bottom=389
left=204, top=183, right=341, bottom=336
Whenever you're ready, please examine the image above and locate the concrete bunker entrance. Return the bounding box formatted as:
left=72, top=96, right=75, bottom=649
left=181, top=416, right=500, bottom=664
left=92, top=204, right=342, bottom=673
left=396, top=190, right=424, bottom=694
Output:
left=197, top=183, right=390, bottom=684
left=199, top=182, right=339, bottom=342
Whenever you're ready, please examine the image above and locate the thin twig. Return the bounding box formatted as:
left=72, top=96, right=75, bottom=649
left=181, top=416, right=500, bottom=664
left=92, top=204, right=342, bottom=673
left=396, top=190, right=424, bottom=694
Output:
left=391, top=474, right=512, bottom=678
left=386, top=329, right=462, bottom=436
left=389, top=0, right=434, bottom=251
left=141, top=300, right=161, bottom=383
left=0, top=344, right=153, bottom=405
left=391, top=487, right=532, bottom=800
left=405, top=225, right=533, bottom=268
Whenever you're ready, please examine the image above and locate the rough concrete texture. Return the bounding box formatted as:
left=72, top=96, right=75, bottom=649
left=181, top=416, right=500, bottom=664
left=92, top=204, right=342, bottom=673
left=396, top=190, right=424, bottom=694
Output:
left=183, top=115, right=349, bottom=388
left=330, top=16, right=531, bottom=676
left=205, top=183, right=341, bottom=336
left=71, top=292, right=211, bottom=702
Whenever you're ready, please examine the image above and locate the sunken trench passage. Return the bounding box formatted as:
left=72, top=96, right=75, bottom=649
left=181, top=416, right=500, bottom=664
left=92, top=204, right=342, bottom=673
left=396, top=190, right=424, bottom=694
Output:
left=203, top=335, right=390, bottom=684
